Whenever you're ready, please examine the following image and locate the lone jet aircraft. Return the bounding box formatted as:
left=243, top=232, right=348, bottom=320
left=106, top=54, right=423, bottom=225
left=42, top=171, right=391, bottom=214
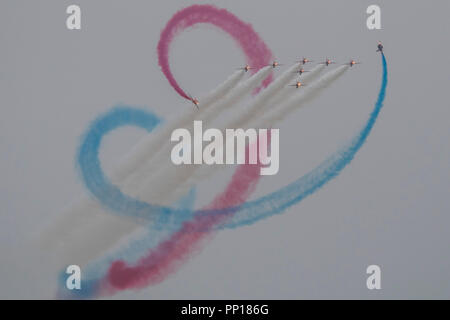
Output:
left=238, top=64, right=252, bottom=72
left=293, top=68, right=310, bottom=76
left=270, top=61, right=283, bottom=68
left=298, top=57, right=313, bottom=65
left=320, top=58, right=335, bottom=66
left=345, top=59, right=361, bottom=67
left=188, top=95, right=199, bottom=109
left=376, top=41, right=384, bottom=52
left=289, top=81, right=306, bottom=88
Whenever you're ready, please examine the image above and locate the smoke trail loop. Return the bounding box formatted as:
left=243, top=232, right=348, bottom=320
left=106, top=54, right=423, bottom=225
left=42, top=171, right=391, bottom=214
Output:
left=69, top=54, right=387, bottom=298
left=57, top=3, right=388, bottom=298
left=158, top=4, right=273, bottom=100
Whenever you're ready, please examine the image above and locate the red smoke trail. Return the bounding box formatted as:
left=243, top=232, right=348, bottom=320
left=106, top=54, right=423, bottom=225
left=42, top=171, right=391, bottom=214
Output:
left=99, top=4, right=273, bottom=295
left=105, top=153, right=263, bottom=292
left=157, top=4, right=273, bottom=100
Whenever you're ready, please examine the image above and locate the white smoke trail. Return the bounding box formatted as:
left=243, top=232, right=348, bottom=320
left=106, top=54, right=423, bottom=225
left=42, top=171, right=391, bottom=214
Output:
left=228, top=63, right=326, bottom=129
left=86, top=67, right=272, bottom=237
left=39, top=67, right=271, bottom=265
left=129, top=64, right=308, bottom=196
left=255, top=65, right=349, bottom=127
left=112, top=69, right=245, bottom=183
left=40, top=66, right=348, bottom=267
left=144, top=65, right=350, bottom=202
left=125, top=66, right=345, bottom=210
left=85, top=65, right=345, bottom=242
left=120, top=67, right=272, bottom=193
left=128, top=64, right=304, bottom=193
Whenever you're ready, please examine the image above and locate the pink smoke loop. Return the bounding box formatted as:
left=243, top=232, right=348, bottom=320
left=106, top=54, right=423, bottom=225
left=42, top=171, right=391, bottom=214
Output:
left=102, top=4, right=274, bottom=294
left=157, top=4, right=273, bottom=100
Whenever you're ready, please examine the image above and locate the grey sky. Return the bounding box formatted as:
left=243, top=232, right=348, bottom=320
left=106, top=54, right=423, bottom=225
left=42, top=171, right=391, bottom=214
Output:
left=0, top=0, right=449, bottom=299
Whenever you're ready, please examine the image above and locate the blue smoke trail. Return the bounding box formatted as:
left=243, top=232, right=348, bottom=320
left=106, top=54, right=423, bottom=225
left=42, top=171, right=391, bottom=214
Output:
left=77, top=106, right=200, bottom=224
left=64, top=54, right=387, bottom=298
left=58, top=188, right=197, bottom=300
left=221, top=53, right=388, bottom=228
left=77, top=54, right=387, bottom=232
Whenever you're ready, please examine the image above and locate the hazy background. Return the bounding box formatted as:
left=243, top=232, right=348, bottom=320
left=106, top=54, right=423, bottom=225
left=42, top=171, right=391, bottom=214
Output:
left=0, top=0, right=449, bottom=299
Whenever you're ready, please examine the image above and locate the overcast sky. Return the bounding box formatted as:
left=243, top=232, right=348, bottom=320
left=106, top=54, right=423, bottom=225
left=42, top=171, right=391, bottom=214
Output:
left=0, top=0, right=449, bottom=298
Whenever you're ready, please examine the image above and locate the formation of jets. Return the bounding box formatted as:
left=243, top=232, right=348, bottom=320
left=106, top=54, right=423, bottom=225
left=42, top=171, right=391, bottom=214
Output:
left=187, top=42, right=383, bottom=108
